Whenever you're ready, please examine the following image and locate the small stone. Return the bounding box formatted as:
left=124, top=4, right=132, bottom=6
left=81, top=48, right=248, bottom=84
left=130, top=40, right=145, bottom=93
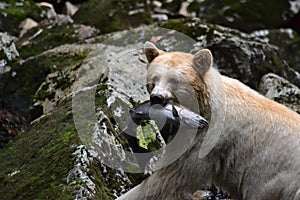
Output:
left=76, top=25, right=99, bottom=41
left=0, top=32, right=19, bottom=61
left=36, top=2, right=56, bottom=19
left=18, top=18, right=38, bottom=38
left=152, top=14, right=168, bottom=22
left=65, top=1, right=78, bottom=16
left=193, top=190, right=213, bottom=200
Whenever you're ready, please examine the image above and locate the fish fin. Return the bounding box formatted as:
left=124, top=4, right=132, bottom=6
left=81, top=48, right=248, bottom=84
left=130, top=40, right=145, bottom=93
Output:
left=172, top=105, right=179, bottom=118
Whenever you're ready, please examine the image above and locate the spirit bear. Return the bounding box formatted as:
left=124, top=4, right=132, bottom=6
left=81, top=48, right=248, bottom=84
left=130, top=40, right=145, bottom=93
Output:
left=117, top=42, right=300, bottom=200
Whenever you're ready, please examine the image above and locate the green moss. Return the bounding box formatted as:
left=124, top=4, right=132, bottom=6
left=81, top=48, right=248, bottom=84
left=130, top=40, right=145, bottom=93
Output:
left=0, top=0, right=44, bottom=35
left=136, top=120, right=163, bottom=151
left=0, top=49, right=89, bottom=118
left=187, top=0, right=291, bottom=33
left=160, top=19, right=209, bottom=39
left=0, top=99, right=78, bottom=200
left=33, top=89, right=54, bottom=101
left=16, top=24, right=81, bottom=59
left=74, top=0, right=153, bottom=34
left=0, top=96, right=121, bottom=199
left=89, top=162, right=117, bottom=200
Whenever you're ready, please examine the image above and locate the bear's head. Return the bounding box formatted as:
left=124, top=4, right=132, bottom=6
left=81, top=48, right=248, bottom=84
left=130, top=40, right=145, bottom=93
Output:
left=144, top=41, right=211, bottom=119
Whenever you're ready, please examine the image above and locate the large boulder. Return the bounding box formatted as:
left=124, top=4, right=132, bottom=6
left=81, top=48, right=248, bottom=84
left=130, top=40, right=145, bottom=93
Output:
left=0, top=96, right=133, bottom=199
left=0, top=39, right=144, bottom=199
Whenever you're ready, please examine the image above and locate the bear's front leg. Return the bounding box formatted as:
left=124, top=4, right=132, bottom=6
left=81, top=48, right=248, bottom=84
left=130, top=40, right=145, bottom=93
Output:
left=116, top=154, right=210, bottom=200
left=117, top=172, right=195, bottom=200
left=116, top=182, right=145, bottom=200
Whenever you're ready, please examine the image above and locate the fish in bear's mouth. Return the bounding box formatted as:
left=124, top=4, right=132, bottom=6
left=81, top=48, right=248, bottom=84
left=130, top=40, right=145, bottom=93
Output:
left=117, top=100, right=208, bottom=169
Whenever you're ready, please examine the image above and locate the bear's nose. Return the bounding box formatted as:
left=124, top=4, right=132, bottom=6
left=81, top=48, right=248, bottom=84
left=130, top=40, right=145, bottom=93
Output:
left=150, top=94, right=165, bottom=105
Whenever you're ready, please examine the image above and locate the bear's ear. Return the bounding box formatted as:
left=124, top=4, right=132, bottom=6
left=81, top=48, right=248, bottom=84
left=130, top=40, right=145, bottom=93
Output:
left=193, top=49, right=213, bottom=75
left=144, top=41, right=160, bottom=63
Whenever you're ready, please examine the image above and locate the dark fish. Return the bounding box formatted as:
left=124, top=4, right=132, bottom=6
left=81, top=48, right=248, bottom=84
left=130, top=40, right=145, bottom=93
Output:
left=117, top=100, right=208, bottom=170
left=127, top=100, right=208, bottom=131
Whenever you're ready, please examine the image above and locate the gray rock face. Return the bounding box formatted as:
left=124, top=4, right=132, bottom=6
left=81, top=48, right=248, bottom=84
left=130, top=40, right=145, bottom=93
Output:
left=253, top=29, right=300, bottom=73
left=259, top=73, right=300, bottom=114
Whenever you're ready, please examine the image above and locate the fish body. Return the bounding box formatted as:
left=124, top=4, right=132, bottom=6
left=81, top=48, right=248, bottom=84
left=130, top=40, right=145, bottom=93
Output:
left=127, top=100, right=208, bottom=132
left=118, top=100, right=208, bottom=170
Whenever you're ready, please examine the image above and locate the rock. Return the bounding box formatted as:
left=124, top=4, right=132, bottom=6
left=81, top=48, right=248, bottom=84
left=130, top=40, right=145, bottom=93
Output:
left=0, top=98, right=119, bottom=200
left=73, top=0, right=153, bottom=34
left=251, top=28, right=300, bottom=73
left=152, top=14, right=169, bottom=22
left=0, top=27, right=155, bottom=198
left=193, top=190, right=212, bottom=200
left=161, top=18, right=300, bottom=89
left=0, top=109, right=27, bottom=149
left=16, top=15, right=99, bottom=58
left=31, top=43, right=97, bottom=117
left=18, top=18, right=38, bottom=38
left=1, top=7, right=300, bottom=199
left=187, top=0, right=300, bottom=33
left=65, top=1, right=78, bottom=16
left=0, top=32, right=19, bottom=68
left=0, top=43, right=93, bottom=123
left=36, top=2, right=57, bottom=19
left=259, top=73, right=300, bottom=114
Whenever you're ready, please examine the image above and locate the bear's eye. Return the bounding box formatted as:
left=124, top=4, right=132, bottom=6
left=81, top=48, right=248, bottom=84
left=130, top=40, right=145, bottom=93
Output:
left=169, top=78, right=179, bottom=87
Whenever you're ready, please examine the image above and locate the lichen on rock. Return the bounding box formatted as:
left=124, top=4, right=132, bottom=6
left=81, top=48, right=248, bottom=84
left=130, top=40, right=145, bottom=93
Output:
left=259, top=73, right=300, bottom=114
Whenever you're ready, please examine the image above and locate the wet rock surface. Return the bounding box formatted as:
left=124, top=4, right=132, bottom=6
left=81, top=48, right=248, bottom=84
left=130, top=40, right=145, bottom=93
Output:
left=0, top=0, right=299, bottom=199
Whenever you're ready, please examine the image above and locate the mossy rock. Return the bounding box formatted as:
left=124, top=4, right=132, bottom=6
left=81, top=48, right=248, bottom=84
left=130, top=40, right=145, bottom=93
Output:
left=16, top=19, right=99, bottom=59
left=255, top=29, right=300, bottom=72
left=187, top=0, right=299, bottom=33
left=73, top=0, right=153, bottom=34
left=0, top=96, right=121, bottom=199
left=259, top=73, right=300, bottom=114
left=0, top=99, right=80, bottom=200
left=0, top=44, right=92, bottom=120
left=0, top=0, right=45, bottom=36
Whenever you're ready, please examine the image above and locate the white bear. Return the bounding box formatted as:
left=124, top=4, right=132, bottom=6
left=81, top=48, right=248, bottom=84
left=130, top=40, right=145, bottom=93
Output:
left=117, top=42, right=300, bottom=200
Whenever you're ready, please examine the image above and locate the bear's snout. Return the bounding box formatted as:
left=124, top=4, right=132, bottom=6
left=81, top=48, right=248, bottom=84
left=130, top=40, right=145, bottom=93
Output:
left=150, top=94, right=165, bottom=105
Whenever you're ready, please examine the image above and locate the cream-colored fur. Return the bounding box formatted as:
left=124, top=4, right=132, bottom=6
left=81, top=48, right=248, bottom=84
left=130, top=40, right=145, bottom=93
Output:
left=117, top=42, right=300, bottom=200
